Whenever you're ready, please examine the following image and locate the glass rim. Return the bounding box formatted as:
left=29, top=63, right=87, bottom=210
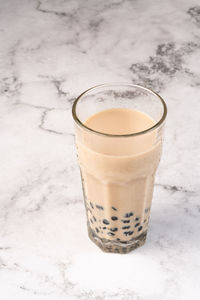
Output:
left=72, top=83, right=167, bottom=137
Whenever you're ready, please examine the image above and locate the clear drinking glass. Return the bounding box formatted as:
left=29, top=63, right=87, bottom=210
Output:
left=72, top=83, right=167, bottom=253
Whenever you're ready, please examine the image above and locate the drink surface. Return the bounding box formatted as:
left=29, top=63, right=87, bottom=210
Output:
left=85, top=108, right=155, bottom=135
left=77, top=108, right=161, bottom=242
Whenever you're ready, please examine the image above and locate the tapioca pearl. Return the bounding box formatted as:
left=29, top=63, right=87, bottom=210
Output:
left=122, top=226, right=130, bottom=230
left=96, top=205, right=104, bottom=210
left=106, top=246, right=113, bottom=252
left=111, top=216, right=118, bottom=221
left=107, top=232, right=115, bottom=236
left=135, top=223, right=140, bottom=228
left=95, top=227, right=100, bottom=233
left=88, top=211, right=92, bottom=219
left=87, top=207, right=92, bottom=214
left=93, top=216, right=97, bottom=222
left=90, top=218, right=93, bottom=224
left=87, top=209, right=92, bottom=216
left=124, top=231, right=134, bottom=236
left=103, top=219, right=110, bottom=225
left=121, top=220, right=130, bottom=224
left=90, top=202, right=94, bottom=209
left=143, top=219, right=147, bottom=223
left=116, top=238, right=120, bottom=241
left=102, top=226, right=107, bottom=230
left=110, top=227, right=118, bottom=232
left=138, top=226, right=143, bottom=232
left=124, top=212, right=134, bottom=218
left=112, top=206, right=117, bottom=211
left=120, top=240, right=128, bottom=244
left=135, top=217, right=140, bottom=221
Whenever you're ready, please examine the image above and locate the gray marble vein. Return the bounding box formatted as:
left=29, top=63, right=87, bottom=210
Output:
left=0, top=0, right=200, bottom=299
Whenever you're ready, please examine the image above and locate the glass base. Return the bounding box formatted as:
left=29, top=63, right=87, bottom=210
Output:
left=88, top=226, right=147, bottom=254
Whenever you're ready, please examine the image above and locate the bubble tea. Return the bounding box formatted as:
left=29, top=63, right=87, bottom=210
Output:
left=72, top=84, right=167, bottom=253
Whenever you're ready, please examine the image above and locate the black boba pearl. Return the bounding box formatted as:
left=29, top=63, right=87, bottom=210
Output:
left=122, top=226, right=130, bottom=230
left=90, top=218, right=93, bottom=224
left=87, top=207, right=92, bottom=214
left=135, top=217, right=140, bottom=221
left=121, top=220, right=130, bottom=224
left=96, top=205, right=104, bottom=210
left=103, top=226, right=107, bottom=230
left=112, top=206, right=117, bottom=211
left=107, top=232, right=115, bottom=236
left=135, top=223, right=140, bottom=227
left=111, top=216, right=118, bottom=221
left=95, top=227, right=99, bottom=233
left=93, top=216, right=97, bottom=222
left=124, top=212, right=134, bottom=218
left=143, top=219, right=147, bottom=223
left=103, top=219, right=109, bottom=225
left=90, top=202, right=94, bottom=209
left=124, top=231, right=134, bottom=236
left=110, top=227, right=118, bottom=232
left=138, top=226, right=143, bottom=231
left=116, top=238, right=121, bottom=241
left=106, top=246, right=112, bottom=251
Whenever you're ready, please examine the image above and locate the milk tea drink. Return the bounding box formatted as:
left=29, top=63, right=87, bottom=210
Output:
left=72, top=84, right=167, bottom=253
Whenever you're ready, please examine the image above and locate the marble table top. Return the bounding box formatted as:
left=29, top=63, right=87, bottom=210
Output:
left=0, top=0, right=200, bottom=299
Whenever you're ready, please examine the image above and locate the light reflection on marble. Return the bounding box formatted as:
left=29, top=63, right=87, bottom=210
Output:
left=0, top=0, right=200, bottom=299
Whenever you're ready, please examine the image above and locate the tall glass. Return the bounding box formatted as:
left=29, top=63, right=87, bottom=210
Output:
left=72, top=83, right=167, bottom=253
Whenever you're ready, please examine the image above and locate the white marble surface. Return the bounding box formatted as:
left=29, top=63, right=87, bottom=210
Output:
left=0, top=0, right=200, bottom=299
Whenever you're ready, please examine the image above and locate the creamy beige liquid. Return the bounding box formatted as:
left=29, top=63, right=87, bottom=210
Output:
left=76, top=108, right=162, bottom=242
